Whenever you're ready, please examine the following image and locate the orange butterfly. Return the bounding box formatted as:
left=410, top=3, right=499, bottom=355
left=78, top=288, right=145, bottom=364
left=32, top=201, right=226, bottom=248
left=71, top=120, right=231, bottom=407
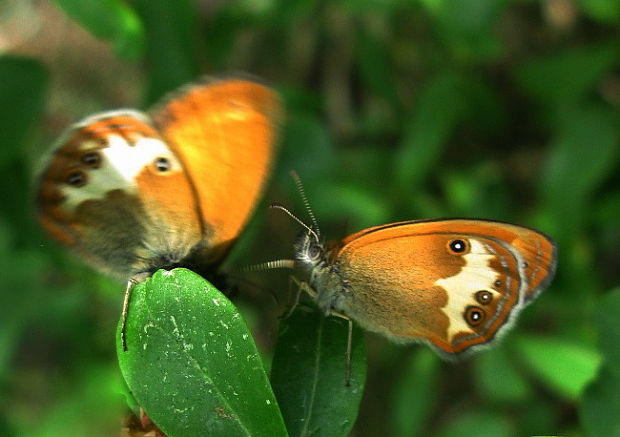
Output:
left=265, top=174, right=557, bottom=360
left=36, top=77, right=281, bottom=346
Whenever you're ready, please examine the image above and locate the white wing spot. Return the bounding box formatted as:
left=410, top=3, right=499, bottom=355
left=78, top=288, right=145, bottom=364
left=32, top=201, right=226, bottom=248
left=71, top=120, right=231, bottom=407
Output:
left=60, top=135, right=179, bottom=212
left=434, top=239, right=499, bottom=340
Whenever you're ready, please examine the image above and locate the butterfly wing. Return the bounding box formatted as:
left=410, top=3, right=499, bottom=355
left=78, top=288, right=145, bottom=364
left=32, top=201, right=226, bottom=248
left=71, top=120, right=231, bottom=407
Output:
left=37, top=110, right=202, bottom=280
left=332, top=219, right=557, bottom=356
left=38, top=78, right=281, bottom=280
left=151, top=78, right=282, bottom=265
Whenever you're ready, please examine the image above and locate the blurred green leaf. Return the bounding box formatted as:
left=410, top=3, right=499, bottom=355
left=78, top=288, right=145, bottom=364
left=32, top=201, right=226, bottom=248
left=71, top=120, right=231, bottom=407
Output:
left=356, top=24, right=399, bottom=108
left=515, top=335, right=601, bottom=400
left=514, top=43, right=620, bottom=108
left=474, top=347, right=530, bottom=404
left=117, top=269, right=287, bottom=437
left=270, top=308, right=367, bottom=437
left=390, top=349, right=441, bottom=437
left=593, top=288, right=620, bottom=375
left=132, top=0, right=201, bottom=103
left=310, top=181, right=391, bottom=230
left=0, top=56, right=48, bottom=164
left=425, top=0, right=507, bottom=60
left=278, top=114, right=338, bottom=185
left=581, top=366, right=620, bottom=437
left=540, top=105, right=619, bottom=242
left=436, top=410, right=514, bottom=437
left=580, top=288, right=620, bottom=437
left=577, top=0, right=620, bottom=23
left=393, top=71, right=468, bottom=191
left=52, top=0, right=145, bottom=60
left=24, top=366, right=125, bottom=437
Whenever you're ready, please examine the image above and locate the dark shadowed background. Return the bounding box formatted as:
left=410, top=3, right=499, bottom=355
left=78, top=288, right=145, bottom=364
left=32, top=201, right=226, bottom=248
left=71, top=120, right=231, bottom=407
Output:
left=1, top=0, right=619, bottom=436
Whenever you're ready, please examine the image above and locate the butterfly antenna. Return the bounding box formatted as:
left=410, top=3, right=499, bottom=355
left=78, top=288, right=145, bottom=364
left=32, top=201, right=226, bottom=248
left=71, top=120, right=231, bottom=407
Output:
left=290, top=170, right=320, bottom=237
left=269, top=202, right=320, bottom=242
left=242, top=259, right=296, bottom=272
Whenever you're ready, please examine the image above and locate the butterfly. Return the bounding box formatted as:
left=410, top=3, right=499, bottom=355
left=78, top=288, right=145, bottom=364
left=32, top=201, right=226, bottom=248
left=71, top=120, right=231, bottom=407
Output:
left=36, top=77, right=281, bottom=347
left=265, top=174, right=557, bottom=360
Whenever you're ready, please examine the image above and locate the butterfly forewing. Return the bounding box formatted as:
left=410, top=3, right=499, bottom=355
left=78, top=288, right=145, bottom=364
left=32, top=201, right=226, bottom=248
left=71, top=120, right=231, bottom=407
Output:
left=151, top=78, right=282, bottom=264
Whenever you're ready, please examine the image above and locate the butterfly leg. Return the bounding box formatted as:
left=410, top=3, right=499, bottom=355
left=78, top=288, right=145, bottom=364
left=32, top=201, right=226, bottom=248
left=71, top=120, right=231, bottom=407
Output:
left=280, top=275, right=317, bottom=319
left=120, top=278, right=139, bottom=351
left=330, top=310, right=354, bottom=387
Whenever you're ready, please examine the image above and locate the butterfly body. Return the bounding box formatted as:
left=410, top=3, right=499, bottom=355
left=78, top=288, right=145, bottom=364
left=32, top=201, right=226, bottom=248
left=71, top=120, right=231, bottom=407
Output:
left=37, top=78, right=280, bottom=281
left=294, top=218, right=557, bottom=357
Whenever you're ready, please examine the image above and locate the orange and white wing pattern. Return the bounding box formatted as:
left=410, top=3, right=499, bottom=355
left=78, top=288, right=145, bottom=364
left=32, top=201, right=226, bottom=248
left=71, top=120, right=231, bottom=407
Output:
left=331, top=219, right=557, bottom=355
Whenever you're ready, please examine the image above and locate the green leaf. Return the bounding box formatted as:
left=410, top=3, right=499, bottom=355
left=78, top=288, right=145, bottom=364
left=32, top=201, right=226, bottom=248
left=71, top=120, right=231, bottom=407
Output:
left=436, top=410, right=514, bottom=437
left=356, top=26, right=399, bottom=108
left=390, top=349, right=441, bottom=437
left=393, top=71, right=468, bottom=191
left=117, top=269, right=287, bottom=437
left=540, top=105, right=619, bottom=239
left=309, top=181, right=390, bottom=231
left=26, top=366, right=125, bottom=437
left=473, top=346, right=530, bottom=404
left=132, top=0, right=201, bottom=103
left=580, top=288, right=620, bottom=437
left=270, top=308, right=367, bottom=437
left=593, top=288, right=620, bottom=375
left=514, top=43, right=620, bottom=107
left=514, top=335, right=601, bottom=400
left=427, top=0, right=507, bottom=61
left=581, top=366, right=620, bottom=437
left=278, top=114, right=338, bottom=184
left=52, top=0, right=145, bottom=60
left=577, top=0, right=620, bottom=23
left=0, top=56, right=48, bottom=163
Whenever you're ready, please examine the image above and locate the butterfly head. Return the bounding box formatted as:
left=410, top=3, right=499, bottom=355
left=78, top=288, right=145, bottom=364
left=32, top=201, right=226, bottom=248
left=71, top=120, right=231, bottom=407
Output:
left=293, top=224, right=324, bottom=269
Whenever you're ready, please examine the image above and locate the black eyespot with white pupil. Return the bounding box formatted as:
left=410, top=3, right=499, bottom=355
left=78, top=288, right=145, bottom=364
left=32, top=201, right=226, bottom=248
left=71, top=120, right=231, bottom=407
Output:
left=154, top=157, right=171, bottom=172
left=66, top=170, right=87, bottom=187
left=448, top=239, right=468, bottom=254
left=464, top=306, right=485, bottom=327
left=475, top=290, right=493, bottom=305
left=81, top=151, right=101, bottom=167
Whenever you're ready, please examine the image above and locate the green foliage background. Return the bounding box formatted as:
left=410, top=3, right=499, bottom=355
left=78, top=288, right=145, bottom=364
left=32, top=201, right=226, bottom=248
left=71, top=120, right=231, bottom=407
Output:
left=1, top=0, right=619, bottom=435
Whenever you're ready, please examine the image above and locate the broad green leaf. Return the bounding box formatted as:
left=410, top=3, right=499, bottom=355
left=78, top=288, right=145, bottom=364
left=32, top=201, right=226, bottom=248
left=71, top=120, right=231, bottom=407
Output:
left=24, top=366, right=125, bottom=437
left=581, top=366, right=620, bottom=437
left=309, top=181, right=390, bottom=231
left=473, top=346, right=530, bottom=404
left=52, top=0, right=145, bottom=60
left=592, top=288, right=620, bottom=376
left=390, top=349, right=441, bottom=437
left=580, top=288, right=620, bottom=437
left=0, top=56, right=48, bottom=164
left=277, top=114, right=338, bottom=185
left=514, top=43, right=620, bottom=107
left=515, top=335, right=601, bottom=400
left=356, top=25, right=399, bottom=108
left=426, top=0, right=507, bottom=60
left=540, top=105, right=619, bottom=240
left=393, top=71, right=467, bottom=191
left=436, top=410, right=514, bottom=437
left=577, top=0, right=620, bottom=23
left=132, top=0, right=201, bottom=103
left=117, top=269, right=287, bottom=437
left=270, top=308, right=367, bottom=437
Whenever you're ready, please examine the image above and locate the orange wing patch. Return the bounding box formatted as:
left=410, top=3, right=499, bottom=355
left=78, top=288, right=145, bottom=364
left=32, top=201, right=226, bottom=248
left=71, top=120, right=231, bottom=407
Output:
left=152, top=79, right=282, bottom=264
